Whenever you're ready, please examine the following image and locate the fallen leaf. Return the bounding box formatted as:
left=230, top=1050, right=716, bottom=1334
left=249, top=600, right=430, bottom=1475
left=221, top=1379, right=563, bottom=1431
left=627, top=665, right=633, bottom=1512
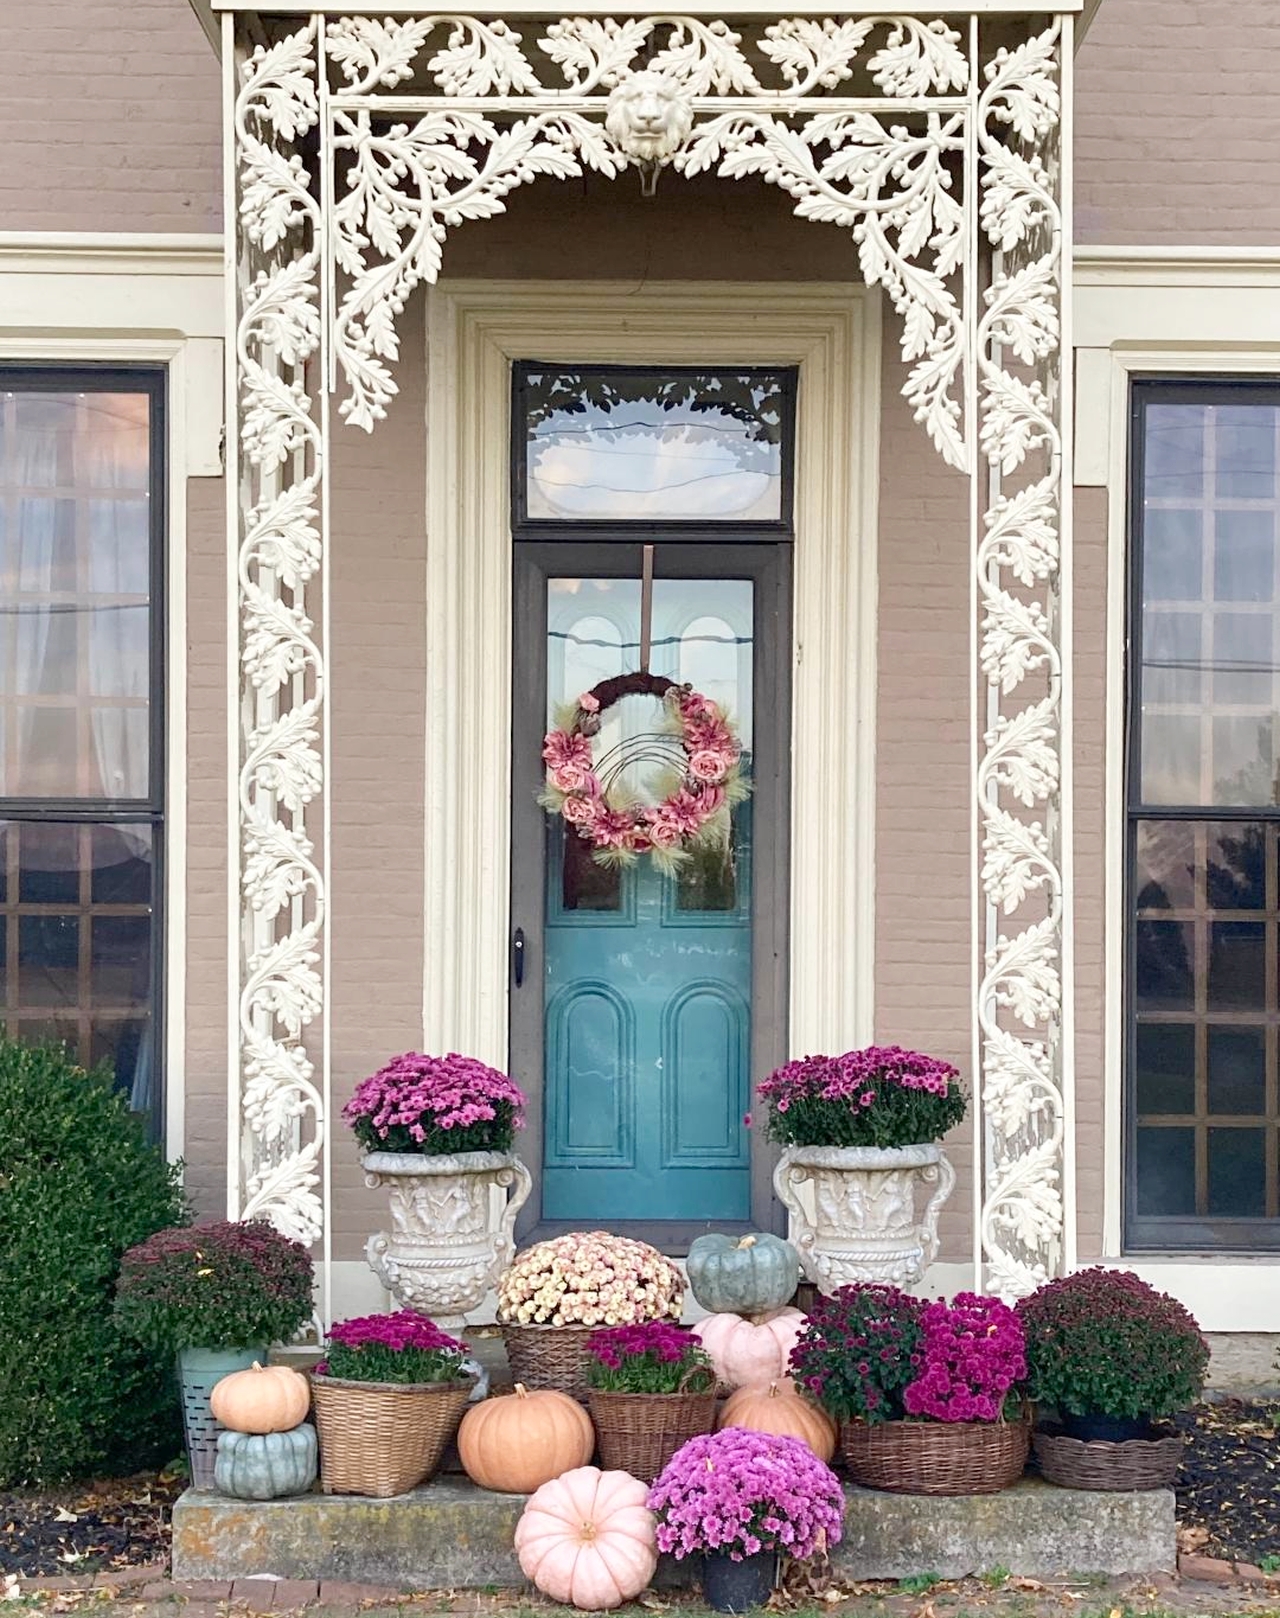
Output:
left=53, top=1507, right=79, bottom=1524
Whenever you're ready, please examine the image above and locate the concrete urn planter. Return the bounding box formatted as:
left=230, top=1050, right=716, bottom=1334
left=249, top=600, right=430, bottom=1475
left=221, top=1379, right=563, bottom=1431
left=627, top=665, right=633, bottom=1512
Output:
left=772, top=1143, right=955, bottom=1292
left=362, top=1149, right=533, bottom=1334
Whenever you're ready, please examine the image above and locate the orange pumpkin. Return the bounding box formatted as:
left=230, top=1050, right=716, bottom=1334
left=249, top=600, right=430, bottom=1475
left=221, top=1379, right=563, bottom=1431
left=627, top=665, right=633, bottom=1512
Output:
left=692, top=1307, right=806, bottom=1389
left=718, top=1378, right=837, bottom=1462
left=516, top=1466, right=657, bottom=1609
left=209, top=1362, right=311, bottom=1435
left=458, top=1383, right=594, bottom=1493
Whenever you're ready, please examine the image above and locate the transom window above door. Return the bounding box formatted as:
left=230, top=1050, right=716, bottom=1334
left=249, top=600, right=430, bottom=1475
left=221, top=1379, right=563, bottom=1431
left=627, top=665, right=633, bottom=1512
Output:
left=513, top=365, right=797, bottom=528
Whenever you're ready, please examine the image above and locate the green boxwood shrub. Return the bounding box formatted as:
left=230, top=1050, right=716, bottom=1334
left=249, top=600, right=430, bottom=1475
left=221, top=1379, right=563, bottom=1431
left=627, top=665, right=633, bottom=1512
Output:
left=0, top=1037, right=188, bottom=1485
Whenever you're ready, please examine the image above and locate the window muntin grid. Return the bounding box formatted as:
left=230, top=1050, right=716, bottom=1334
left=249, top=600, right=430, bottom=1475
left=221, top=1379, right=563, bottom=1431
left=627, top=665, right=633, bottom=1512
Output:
left=0, top=370, right=164, bottom=1130
left=1128, top=380, right=1280, bottom=1249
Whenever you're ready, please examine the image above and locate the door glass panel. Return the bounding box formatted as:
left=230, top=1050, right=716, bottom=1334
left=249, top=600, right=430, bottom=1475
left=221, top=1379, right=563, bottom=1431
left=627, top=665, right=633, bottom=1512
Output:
left=520, top=367, right=790, bottom=522
left=542, top=573, right=754, bottom=1223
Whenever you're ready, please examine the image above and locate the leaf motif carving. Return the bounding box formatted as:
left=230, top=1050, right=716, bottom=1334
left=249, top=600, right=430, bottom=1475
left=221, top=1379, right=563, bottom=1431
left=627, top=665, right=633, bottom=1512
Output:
left=866, top=19, right=967, bottom=97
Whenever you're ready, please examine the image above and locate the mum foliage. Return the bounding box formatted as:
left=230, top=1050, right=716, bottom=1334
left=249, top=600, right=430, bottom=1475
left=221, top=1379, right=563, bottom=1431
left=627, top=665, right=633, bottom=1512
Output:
left=585, top=1322, right=714, bottom=1395
left=648, top=1429, right=844, bottom=1562
left=316, top=1310, right=469, bottom=1385
left=1017, top=1267, right=1208, bottom=1420
left=757, top=1046, right=966, bottom=1149
left=115, top=1221, right=315, bottom=1353
left=342, top=1051, right=526, bottom=1156
left=791, top=1285, right=1026, bottom=1426
left=0, top=1037, right=187, bottom=1485
left=789, top=1284, right=925, bottom=1424
left=497, top=1232, right=683, bottom=1327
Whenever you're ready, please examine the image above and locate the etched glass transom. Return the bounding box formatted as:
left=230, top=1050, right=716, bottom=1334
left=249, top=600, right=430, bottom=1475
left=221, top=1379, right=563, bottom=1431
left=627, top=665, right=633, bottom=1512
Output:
left=516, top=366, right=794, bottom=524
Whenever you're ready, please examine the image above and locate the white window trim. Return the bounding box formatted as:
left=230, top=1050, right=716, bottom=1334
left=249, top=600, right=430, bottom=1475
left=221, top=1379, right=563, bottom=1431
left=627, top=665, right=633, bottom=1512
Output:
left=1075, top=247, right=1280, bottom=1329
left=422, top=280, right=880, bottom=1086
left=0, top=232, right=224, bottom=1165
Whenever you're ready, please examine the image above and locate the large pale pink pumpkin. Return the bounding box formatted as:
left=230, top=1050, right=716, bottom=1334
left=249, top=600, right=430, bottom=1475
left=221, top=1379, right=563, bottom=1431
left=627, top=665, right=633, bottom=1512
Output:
left=515, top=1465, right=657, bottom=1611
left=692, top=1307, right=806, bottom=1389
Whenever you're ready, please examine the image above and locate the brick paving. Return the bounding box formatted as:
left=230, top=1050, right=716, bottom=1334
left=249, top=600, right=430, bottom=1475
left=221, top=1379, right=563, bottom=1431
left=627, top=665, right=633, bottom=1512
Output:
left=7, top=1561, right=1280, bottom=1616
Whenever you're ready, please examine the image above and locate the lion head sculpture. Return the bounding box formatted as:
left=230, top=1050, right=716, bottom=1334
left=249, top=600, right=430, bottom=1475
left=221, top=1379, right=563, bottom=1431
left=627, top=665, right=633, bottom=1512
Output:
left=604, top=70, right=694, bottom=164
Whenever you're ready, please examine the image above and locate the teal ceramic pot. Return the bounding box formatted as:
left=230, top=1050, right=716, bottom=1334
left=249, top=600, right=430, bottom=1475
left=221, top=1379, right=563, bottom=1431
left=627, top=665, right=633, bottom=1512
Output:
left=215, top=1423, right=318, bottom=1499
left=177, top=1346, right=266, bottom=1489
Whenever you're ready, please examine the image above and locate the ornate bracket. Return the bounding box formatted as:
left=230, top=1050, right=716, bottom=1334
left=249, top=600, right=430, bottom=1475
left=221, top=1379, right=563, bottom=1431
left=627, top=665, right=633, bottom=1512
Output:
left=228, top=9, right=1071, bottom=1301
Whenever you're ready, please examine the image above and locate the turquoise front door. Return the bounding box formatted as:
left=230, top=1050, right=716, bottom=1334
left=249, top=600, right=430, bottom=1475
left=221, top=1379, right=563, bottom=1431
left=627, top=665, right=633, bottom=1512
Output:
left=541, top=574, right=755, bottom=1223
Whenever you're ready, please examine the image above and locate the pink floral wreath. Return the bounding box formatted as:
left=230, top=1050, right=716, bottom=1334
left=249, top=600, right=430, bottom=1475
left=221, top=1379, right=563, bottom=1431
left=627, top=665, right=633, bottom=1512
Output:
left=540, top=673, right=748, bottom=867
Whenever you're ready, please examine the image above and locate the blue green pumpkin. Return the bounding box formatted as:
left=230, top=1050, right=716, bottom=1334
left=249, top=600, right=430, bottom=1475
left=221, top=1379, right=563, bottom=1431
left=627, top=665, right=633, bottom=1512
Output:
left=687, top=1232, right=800, bottom=1318
left=214, top=1422, right=318, bottom=1499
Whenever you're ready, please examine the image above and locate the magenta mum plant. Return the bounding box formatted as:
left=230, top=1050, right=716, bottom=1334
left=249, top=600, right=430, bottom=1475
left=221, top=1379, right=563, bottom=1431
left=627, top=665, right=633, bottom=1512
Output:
left=585, top=1322, right=714, bottom=1395
left=902, top=1294, right=1026, bottom=1423
left=648, top=1429, right=844, bottom=1562
left=343, top=1052, right=526, bottom=1156
left=757, top=1046, right=966, bottom=1150
left=791, top=1285, right=1026, bottom=1426
left=315, top=1309, right=470, bottom=1385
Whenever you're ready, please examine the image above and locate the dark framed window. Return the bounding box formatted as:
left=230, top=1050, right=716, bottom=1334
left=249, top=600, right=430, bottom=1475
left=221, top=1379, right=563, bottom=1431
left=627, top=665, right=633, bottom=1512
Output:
left=511, top=364, right=797, bottom=539
left=0, top=369, right=165, bottom=1128
left=1127, top=377, right=1280, bottom=1249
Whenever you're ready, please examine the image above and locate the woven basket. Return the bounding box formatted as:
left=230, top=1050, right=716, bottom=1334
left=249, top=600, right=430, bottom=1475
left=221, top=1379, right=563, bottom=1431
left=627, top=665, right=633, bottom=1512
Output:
left=312, top=1375, right=472, bottom=1497
left=841, top=1413, right=1031, bottom=1496
left=1033, top=1427, right=1183, bottom=1492
left=588, top=1387, right=718, bottom=1481
left=500, top=1324, right=595, bottom=1396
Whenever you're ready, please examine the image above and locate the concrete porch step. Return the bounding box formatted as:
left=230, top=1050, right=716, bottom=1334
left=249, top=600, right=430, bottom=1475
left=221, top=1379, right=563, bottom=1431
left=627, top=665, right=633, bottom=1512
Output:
left=172, top=1475, right=1175, bottom=1587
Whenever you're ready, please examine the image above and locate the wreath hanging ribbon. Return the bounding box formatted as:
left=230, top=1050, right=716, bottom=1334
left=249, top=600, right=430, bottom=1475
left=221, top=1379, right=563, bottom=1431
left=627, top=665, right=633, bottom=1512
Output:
left=540, top=671, right=751, bottom=872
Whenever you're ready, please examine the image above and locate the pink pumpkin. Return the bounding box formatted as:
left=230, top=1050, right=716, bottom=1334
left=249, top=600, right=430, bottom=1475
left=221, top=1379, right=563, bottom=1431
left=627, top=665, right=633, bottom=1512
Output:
left=515, top=1466, right=657, bottom=1611
left=692, top=1307, right=807, bottom=1389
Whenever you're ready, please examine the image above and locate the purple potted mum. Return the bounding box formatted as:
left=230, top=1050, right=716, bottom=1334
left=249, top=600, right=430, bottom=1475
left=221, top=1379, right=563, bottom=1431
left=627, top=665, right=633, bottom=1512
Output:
left=790, top=1284, right=1030, bottom=1496
left=761, top=1045, right=966, bottom=1289
left=311, top=1309, right=474, bottom=1497
left=584, top=1321, right=717, bottom=1481
left=343, top=1052, right=532, bottom=1332
left=648, top=1427, right=844, bottom=1612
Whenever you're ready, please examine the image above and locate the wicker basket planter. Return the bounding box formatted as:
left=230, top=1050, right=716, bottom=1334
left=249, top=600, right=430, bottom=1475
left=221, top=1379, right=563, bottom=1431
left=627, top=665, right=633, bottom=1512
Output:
left=312, top=1375, right=472, bottom=1497
left=1033, top=1427, right=1184, bottom=1492
left=587, top=1387, right=718, bottom=1482
left=500, top=1324, right=596, bottom=1397
left=841, top=1413, right=1031, bottom=1496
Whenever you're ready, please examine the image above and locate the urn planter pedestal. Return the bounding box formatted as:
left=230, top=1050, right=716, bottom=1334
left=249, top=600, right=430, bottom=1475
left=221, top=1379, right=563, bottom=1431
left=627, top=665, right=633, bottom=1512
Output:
left=772, top=1143, right=955, bottom=1292
left=362, top=1150, right=533, bottom=1334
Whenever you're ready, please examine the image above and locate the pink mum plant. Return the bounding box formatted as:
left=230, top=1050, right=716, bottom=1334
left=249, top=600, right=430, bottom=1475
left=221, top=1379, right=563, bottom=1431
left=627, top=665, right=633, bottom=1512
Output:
left=342, top=1052, right=526, bottom=1157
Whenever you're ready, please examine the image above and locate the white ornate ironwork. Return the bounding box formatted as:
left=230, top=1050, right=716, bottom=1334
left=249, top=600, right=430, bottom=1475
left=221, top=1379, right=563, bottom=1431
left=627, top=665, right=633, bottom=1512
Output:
left=226, top=8, right=1072, bottom=1301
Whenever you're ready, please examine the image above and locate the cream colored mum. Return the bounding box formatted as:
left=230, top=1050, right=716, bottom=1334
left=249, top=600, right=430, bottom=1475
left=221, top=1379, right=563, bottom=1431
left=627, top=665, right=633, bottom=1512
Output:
left=497, top=1231, right=683, bottom=1327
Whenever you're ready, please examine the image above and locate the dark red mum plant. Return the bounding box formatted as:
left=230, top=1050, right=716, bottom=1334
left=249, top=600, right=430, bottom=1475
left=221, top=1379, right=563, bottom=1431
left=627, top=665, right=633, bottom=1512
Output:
left=114, top=1221, right=314, bottom=1353
left=1017, top=1267, right=1208, bottom=1420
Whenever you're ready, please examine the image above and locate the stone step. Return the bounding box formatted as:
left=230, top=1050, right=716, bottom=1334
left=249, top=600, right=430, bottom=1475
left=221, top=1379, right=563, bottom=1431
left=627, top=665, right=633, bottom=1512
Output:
left=173, top=1475, right=1174, bottom=1587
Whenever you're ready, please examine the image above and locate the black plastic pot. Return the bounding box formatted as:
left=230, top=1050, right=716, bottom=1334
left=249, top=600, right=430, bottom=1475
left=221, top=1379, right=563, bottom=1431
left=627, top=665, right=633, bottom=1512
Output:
left=1060, top=1411, right=1155, bottom=1444
left=702, top=1551, right=777, bottom=1613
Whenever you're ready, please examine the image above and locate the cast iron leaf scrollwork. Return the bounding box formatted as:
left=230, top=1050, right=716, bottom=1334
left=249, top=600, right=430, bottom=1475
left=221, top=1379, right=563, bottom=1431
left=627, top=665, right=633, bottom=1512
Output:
left=228, top=10, right=1070, bottom=1299
left=974, top=19, right=1067, bottom=1298
left=233, top=19, right=328, bottom=1250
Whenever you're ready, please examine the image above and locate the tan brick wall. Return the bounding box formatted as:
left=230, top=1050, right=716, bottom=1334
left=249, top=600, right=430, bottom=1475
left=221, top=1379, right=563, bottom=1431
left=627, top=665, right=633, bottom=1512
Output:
left=182, top=471, right=229, bottom=1218
left=1073, top=485, right=1109, bottom=1261
left=0, top=0, right=220, bottom=234
left=1075, top=0, right=1280, bottom=246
